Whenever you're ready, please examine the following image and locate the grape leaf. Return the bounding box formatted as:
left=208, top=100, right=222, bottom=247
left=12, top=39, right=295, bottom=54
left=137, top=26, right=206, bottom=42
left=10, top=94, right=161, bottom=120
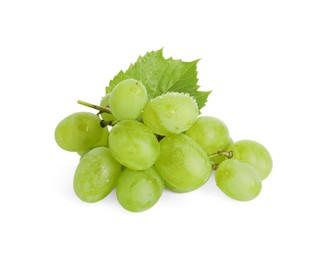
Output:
left=106, top=49, right=211, bottom=110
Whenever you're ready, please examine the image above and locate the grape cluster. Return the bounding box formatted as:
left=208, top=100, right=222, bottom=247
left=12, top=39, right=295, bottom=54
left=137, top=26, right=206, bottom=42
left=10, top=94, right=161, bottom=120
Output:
left=55, top=79, right=272, bottom=212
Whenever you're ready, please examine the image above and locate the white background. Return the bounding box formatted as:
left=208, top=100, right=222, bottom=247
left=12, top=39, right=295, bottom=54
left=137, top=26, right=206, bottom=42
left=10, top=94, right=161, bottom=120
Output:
left=1, top=0, right=328, bottom=259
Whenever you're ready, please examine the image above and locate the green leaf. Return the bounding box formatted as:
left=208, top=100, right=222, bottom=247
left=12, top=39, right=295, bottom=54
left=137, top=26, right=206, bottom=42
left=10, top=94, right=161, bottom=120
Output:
left=106, top=49, right=211, bottom=110
left=194, top=90, right=212, bottom=110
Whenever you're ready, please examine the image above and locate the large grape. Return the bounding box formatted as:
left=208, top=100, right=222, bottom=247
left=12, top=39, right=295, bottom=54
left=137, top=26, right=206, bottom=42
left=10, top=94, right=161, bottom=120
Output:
left=215, top=159, right=262, bottom=201
left=108, top=120, right=160, bottom=170
left=74, top=147, right=121, bottom=202
left=142, top=92, right=199, bottom=136
left=229, top=140, right=272, bottom=180
left=116, top=167, right=164, bottom=212
left=163, top=180, right=186, bottom=193
left=155, top=134, right=211, bottom=192
left=185, top=116, right=230, bottom=155
left=108, top=79, right=148, bottom=120
left=55, top=112, right=103, bottom=152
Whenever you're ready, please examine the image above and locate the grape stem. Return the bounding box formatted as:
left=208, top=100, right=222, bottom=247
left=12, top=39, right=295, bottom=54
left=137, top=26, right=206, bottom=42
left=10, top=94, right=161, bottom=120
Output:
left=77, top=100, right=118, bottom=127
left=208, top=150, right=233, bottom=159
left=100, top=119, right=119, bottom=127
left=77, top=100, right=112, bottom=114
left=212, top=162, right=219, bottom=170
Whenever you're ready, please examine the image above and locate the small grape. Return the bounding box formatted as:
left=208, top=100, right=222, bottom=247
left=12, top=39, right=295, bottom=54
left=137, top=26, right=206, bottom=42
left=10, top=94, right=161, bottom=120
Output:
left=185, top=116, right=230, bottom=155
left=100, top=94, right=116, bottom=121
left=55, top=112, right=103, bottom=152
left=77, top=126, right=109, bottom=156
left=116, top=167, right=164, bottom=212
left=142, top=92, right=199, bottom=136
left=215, top=159, right=262, bottom=201
left=229, top=140, right=272, bottom=180
left=109, top=79, right=148, bottom=120
left=74, top=147, right=121, bottom=202
left=108, top=120, right=160, bottom=170
left=155, top=134, right=212, bottom=192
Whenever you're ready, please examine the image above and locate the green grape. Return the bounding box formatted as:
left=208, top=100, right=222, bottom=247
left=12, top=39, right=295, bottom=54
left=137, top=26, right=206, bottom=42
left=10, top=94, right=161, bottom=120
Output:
left=215, top=159, right=262, bottom=201
left=155, top=134, right=212, bottom=192
left=55, top=112, right=103, bottom=152
left=77, top=126, right=109, bottom=156
left=142, top=92, right=199, bottom=136
left=73, top=147, right=121, bottom=202
left=108, top=79, right=148, bottom=120
left=211, top=138, right=234, bottom=165
left=108, top=120, right=160, bottom=170
left=230, top=140, right=272, bottom=180
left=100, top=94, right=117, bottom=121
left=163, top=180, right=186, bottom=193
left=185, top=116, right=230, bottom=155
left=116, top=167, right=164, bottom=212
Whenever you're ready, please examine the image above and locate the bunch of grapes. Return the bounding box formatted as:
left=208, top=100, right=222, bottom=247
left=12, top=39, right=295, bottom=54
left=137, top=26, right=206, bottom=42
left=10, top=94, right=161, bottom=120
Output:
left=55, top=79, right=272, bottom=212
